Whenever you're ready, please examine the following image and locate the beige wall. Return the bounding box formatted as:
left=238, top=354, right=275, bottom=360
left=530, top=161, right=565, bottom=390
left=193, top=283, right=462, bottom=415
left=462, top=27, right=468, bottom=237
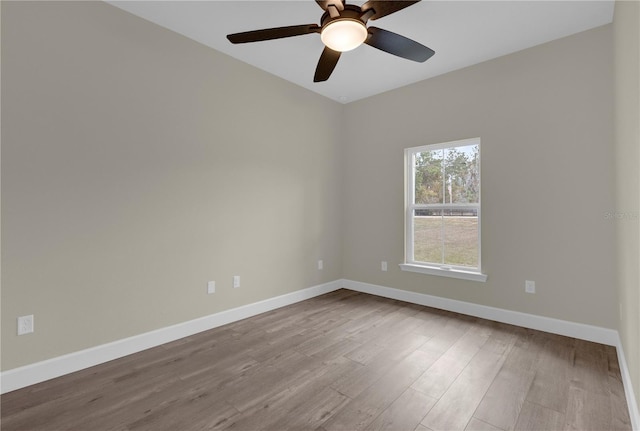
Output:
left=614, top=0, right=640, bottom=412
left=342, top=25, right=617, bottom=329
left=1, top=1, right=344, bottom=370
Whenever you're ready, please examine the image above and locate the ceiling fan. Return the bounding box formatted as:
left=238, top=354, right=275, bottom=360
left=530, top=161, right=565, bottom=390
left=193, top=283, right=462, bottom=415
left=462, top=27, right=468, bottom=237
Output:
left=226, top=0, right=435, bottom=82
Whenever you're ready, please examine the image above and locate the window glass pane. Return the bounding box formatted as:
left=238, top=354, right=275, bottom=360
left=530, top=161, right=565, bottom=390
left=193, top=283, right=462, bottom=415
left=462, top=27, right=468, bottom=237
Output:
left=413, top=209, right=443, bottom=264
left=443, top=144, right=479, bottom=204
left=443, top=213, right=478, bottom=267
left=414, top=149, right=444, bottom=204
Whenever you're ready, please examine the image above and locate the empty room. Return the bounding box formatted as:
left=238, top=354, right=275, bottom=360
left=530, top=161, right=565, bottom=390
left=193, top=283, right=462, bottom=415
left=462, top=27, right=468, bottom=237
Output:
left=1, top=0, right=639, bottom=430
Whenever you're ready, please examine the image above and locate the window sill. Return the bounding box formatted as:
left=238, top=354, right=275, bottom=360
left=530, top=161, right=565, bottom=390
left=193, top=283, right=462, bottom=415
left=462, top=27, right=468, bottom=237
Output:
left=399, top=263, right=488, bottom=282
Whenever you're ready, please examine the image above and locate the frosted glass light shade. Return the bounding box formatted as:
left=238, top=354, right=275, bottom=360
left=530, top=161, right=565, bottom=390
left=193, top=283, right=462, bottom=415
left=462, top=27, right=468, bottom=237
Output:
left=320, top=19, right=367, bottom=52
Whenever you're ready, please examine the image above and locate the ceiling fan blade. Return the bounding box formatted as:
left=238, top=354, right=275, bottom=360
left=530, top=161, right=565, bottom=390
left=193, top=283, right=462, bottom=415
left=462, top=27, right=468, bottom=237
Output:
left=314, top=47, right=341, bottom=82
left=227, top=24, right=321, bottom=44
left=361, top=0, right=421, bottom=20
left=365, top=27, right=434, bottom=62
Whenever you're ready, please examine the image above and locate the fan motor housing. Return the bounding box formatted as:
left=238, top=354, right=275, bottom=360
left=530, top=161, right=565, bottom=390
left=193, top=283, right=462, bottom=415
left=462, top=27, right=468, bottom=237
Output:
left=320, top=4, right=367, bottom=29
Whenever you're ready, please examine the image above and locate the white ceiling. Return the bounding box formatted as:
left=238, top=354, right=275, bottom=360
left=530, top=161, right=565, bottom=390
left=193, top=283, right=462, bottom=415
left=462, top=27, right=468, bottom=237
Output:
left=107, top=1, right=614, bottom=103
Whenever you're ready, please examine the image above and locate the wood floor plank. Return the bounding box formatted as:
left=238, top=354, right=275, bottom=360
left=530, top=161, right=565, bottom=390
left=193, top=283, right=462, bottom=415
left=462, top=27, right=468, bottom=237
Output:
left=244, top=330, right=315, bottom=362
left=473, top=367, right=535, bottom=430
left=169, top=402, right=240, bottom=431
left=294, top=333, right=344, bottom=356
left=329, top=332, right=429, bottom=399
left=344, top=339, right=387, bottom=365
left=311, top=338, right=363, bottom=361
left=223, top=350, right=318, bottom=412
left=123, top=393, right=240, bottom=431
left=472, top=343, right=539, bottom=430
left=464, top=418, right=504, bottom=431
left=564, top=386, right=612, bottom=431
left=347, top=307, right=420, bottom=346
left=1, top=290, right=632, bottom=431
left=411, top=323, right=491, bottom=398
left=420, top=331, right=516, bottom=431
left=267, top=387, right=350, bottom=430
left=364, top=388, right=437, bottom=431
left=323, top=349, right=438, bottom=431
left=570, top=339, right=610, bottom=396
left=415, top=314, right=474, bottom=357
left=409, top=310, right=450, bottom=338
left=524, top=336, right=575, bottom=414
left=513, top=401, right=566, bottom=431
left=222, top=357, right=357, bottom=430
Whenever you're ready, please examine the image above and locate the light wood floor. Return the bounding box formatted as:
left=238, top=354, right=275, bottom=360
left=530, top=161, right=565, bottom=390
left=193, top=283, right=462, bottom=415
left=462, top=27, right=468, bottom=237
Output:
left=1, top=289, right=632, bottom=431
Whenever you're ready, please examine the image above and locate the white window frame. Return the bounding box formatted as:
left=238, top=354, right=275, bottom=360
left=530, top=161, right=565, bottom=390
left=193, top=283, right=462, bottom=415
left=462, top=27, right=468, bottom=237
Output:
left=401, top=137, right=487, bottom=282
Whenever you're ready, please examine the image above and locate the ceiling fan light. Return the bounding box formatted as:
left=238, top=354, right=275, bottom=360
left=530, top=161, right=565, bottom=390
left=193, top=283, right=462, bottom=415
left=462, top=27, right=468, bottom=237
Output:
left=320, top=19, right=367, bottom=52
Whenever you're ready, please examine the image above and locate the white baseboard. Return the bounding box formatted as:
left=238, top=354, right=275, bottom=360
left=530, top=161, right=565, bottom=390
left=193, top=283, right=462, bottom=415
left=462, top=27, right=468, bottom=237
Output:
left=615, top=336, right=640, bottom=431
left=342, top=279, right=619, bottom=346
left=0, top=280, right=342, bottom=394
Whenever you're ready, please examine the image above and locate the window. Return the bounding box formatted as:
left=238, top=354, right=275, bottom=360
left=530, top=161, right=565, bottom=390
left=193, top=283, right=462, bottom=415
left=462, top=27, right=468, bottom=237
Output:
left=401, top=138, right=487, bottom=282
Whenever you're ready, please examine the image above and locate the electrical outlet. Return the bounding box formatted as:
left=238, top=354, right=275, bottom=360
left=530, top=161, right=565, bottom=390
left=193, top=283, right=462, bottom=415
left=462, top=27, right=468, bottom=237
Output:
left=318, top=260, right=323, bottom=270
left=233, top=275, right=240, bottom=288
left=17, top=315, right=34, bottom=335
left=381, top=261, right=388, bottom=272
left=207, top=281, right=216, bottom=294
left=525, top=280, right=536, bottom=294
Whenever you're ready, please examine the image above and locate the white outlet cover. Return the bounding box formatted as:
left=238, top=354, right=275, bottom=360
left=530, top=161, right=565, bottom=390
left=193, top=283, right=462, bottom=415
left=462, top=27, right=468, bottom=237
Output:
left=381, top=261, right=388, bottom=271
left=233, top=276, right=240, bottom=288
left=207, top=281, right=215, bottom=294
left=525, top=280, right=536, bottom=294
left=318, top=260, right=323, bottom=270
left=17, top=315, right=34, bottom=335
